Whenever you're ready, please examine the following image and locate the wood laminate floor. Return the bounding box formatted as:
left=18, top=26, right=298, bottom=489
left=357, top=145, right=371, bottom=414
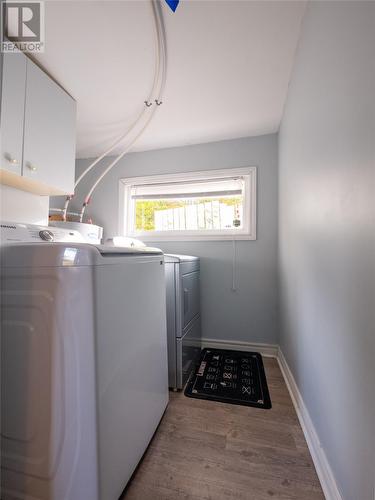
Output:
left=122, top=358, right=324, bottom=500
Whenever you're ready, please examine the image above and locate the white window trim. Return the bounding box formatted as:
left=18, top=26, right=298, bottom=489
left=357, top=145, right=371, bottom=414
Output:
left=118, top=167, right=257, bottom=242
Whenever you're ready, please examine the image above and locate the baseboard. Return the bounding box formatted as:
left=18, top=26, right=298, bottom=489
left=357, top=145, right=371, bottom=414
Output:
left=201, top=337, right=279, bottom=358
left=277, top=349, right=343, bottom=500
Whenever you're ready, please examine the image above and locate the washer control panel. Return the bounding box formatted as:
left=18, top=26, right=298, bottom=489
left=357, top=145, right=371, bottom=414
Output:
left=0, top=222, right=85, bottom=244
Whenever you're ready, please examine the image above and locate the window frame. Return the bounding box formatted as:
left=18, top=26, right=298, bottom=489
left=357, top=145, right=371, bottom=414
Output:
left=118, top=167, right=257, bottom=241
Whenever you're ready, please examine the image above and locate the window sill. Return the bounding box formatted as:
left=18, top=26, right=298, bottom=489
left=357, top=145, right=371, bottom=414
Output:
left=128, top=234, right=257, bottom=242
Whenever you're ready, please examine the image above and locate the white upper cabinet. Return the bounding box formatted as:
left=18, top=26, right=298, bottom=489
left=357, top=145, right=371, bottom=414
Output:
left=0, top=51, right=76, bottom=195
left=22, top=59, right=76, bottom=194
left=0, top=52, right=26, bottom=177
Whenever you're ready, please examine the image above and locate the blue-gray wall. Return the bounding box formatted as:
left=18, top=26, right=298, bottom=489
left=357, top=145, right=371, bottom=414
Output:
left=278, top=2, right=375, bottom=499
left=63, top=134, right=279, bottom=344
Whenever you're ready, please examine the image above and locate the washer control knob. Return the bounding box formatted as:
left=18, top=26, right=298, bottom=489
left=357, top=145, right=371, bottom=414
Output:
left=39, top=230, right=54, bottom=242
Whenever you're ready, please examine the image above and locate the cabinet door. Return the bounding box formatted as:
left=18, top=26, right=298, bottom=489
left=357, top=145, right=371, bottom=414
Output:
left=0, top=52, right=26, bottom=176
left=22, top=59, right=76, bottom=194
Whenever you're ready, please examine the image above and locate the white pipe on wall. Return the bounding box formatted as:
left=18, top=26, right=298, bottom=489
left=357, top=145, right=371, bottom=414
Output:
left=62, top=0, right=167, bottom=222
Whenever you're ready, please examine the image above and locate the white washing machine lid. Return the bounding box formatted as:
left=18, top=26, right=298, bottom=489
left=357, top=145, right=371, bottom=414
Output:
left=0, top=222, right=163, bottom=267
left=96, top=244, right=161, bottom=255
left=1, top=242, right=163, bottom=268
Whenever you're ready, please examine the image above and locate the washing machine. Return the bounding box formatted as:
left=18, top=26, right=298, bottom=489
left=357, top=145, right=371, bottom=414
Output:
left=0, top=222, right=169, bottom=500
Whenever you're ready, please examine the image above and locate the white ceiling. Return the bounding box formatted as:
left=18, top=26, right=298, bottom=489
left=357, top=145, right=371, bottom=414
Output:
left=35, top=0, right=306, bottom=158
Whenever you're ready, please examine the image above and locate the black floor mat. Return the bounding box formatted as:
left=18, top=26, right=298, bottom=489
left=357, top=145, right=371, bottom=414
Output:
left=184, top=348, right=272, bottom=409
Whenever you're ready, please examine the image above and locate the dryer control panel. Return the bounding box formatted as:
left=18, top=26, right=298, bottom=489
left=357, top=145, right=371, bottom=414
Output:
left=0, top=222, right=85, bottom=244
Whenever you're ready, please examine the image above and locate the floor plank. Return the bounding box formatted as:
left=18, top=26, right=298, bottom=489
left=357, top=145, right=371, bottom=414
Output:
left=122, top=358, right=324, bottom=500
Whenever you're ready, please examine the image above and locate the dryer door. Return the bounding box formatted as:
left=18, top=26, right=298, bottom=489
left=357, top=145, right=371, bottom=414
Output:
left=182, top=270, right=200, bottom=329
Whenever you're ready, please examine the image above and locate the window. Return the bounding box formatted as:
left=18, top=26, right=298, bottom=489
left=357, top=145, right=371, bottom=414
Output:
left=119, top=167, right=256, bottom=241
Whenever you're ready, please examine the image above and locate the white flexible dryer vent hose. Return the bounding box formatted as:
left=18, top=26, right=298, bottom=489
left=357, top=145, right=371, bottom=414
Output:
left=63, top=0, right=167, bottom=221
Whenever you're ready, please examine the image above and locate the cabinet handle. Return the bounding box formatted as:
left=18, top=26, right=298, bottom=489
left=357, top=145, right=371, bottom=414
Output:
left=27, top=163, right=37, bottom=172
left=4, top=154, right=19, bottom=166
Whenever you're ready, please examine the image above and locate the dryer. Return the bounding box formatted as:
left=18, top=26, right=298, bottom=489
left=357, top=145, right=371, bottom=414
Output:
left=0, top=223, right=169, bottom=500
left=164, top=254, right=202, bottom=390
